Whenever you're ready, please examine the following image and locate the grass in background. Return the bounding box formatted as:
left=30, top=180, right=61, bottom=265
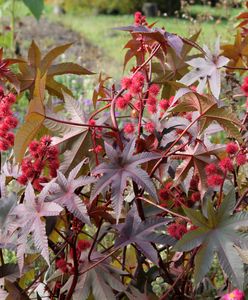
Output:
left=186, top=4, right=242, bottom=20
left=53, top=13, right=237, bottom=78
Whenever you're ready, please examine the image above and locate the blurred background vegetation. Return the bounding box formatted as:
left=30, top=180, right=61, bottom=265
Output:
left=43, top=0, right=243, bottom=76
left=0, top=0, right=245, bottom=85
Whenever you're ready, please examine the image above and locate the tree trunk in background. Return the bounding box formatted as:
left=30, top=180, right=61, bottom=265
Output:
left=210, top=0, right=219, bottom=7
left=158, top=0, right=181, bottom=16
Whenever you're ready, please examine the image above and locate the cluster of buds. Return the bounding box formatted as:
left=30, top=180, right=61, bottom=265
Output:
left=134, top=11, right=148, bottom=26
left=17, top=135, right=59, bottom=191
left=205, top=142, right=247, bottom=188
left=0, top=88, right=18, bottom=151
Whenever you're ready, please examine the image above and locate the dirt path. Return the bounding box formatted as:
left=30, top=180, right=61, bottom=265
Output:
left=15, top=17, right=104, bottom=71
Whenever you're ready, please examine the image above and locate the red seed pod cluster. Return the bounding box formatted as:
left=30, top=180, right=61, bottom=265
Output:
left=77, top=240, right=91, bottom=252
left=56, top=258, right=75, bottom=275
left=167, top=222, right=187, bottom=240
left=241, top=76, right=248, bottom=96
left=158, top=182, right=173, bottom=207
left=225, top=142, right=247, bottom=166
left=0, top=88, right=18, bottom=151
left=17, top=135, right=59, bottom=191
left=205, top=162, right=224, bottom=187
left=205, top=143, right=247, bottom=188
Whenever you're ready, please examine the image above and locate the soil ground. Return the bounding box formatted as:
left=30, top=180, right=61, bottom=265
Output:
left=15, top=16, right=105, bottom=71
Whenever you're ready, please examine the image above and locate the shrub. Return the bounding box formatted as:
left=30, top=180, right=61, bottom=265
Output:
left=63, top=0, right=144, bottom=14
left=1, top=4, right=248, bottom=300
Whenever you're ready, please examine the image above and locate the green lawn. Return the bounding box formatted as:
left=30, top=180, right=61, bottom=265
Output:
left=187, top=4, right=242, bottom=20
left=52, top=12, right=239, bottom=77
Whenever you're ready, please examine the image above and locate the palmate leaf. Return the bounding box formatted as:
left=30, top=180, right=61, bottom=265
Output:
left=90, top=139, right=160, bottom=222
left=46, top=161, right=96, bottom=224
left=153, top=31, right=201, bottom=98
left=58, top=252, right=125, bottom=300
left=115, top=204, right=175, bottom=265
left=171, top=91, right=243, bottom=142
left=17, top=41, right=93, bottom=99
left=10, top=183, right=63, bottom=272
left=221, top=31, right=248, bottom=72
left=171, top=139, right=225, bottom=197
left=45, top=93, right=98, bottom=175
left=14, top=70, right=46, bottom=163
left=179, top=38, right=229, bottom=98
left=115, top=24, right=183, bottom=70
left=92, top=73, right=111, bottom=107
left=175, top=188, right=248, bottom=288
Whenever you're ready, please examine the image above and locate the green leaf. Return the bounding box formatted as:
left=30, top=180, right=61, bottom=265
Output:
left=183, top=206, right=209, bottom=228
left=194, top=241, right=215, bottom=286
left=23, top=0, right=44, bottom=20
left=175, top=190, right=248, bottom=288
left=14, top=113, right=44, bottom=163
left=217, top=187, right=236, bottom=220
left=174, top=228, right=208, bottom=252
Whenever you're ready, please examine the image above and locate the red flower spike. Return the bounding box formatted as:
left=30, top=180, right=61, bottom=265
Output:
left=40, top=135, right=52, bottom=146
left=33, top=177, right=49, bottom=192
left=19, top=136, right=60, bottom=190
left=17, top=174, right=28, bottom=185
left=134, top=11, right=142, bottom=24
left=47, top=146, right=59, bottom=158
left=28, top=142, right=38, bottom=158
left=33, top=159, right=45, bottom=172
